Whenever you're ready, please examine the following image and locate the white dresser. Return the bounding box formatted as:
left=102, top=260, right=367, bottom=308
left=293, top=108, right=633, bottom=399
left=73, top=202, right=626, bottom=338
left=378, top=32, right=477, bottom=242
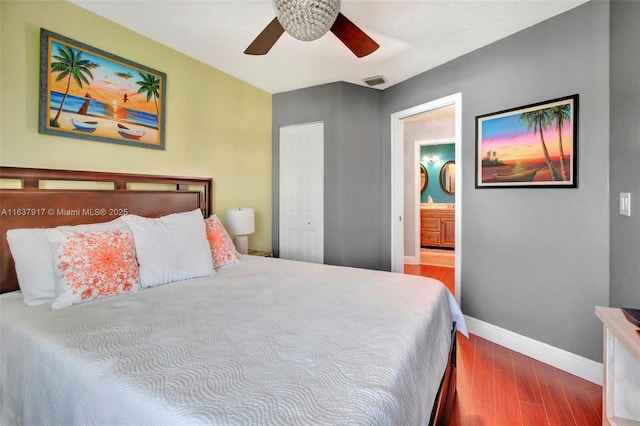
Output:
left=595, top=306, right=640, bottom=426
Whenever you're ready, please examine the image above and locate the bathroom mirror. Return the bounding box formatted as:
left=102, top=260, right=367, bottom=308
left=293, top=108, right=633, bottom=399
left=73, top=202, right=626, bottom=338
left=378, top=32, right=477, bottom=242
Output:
left=439, top=161, right=455, bottom=195
left=420, top=163, right=428, bottom=193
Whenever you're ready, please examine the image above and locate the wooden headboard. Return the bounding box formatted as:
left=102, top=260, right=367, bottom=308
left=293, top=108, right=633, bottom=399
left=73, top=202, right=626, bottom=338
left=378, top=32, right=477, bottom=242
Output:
left=0, top=167, right=212, bottom=294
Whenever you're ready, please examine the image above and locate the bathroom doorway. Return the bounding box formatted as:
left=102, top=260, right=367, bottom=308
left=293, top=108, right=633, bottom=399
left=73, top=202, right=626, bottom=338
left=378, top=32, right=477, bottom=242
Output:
left=416, top=138, right=456, bottom=266
left=390, top=93, right=461, bottom=302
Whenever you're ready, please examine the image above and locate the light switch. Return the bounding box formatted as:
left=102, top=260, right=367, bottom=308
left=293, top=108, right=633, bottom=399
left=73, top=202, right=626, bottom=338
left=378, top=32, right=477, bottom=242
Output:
left=619, top=192, right=631, bottom=216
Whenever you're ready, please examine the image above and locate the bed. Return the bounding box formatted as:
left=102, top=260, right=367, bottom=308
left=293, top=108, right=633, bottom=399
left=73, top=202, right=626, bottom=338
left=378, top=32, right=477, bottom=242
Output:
left=0, top=167, right=466, bottom=426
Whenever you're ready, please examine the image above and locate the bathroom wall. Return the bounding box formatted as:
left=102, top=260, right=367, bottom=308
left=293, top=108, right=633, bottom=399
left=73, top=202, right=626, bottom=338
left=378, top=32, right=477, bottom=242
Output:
left=421, top=144, right=455, bottom=203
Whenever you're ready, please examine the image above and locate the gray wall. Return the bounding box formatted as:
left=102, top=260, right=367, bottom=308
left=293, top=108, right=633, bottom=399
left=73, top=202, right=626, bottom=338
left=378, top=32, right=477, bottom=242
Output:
left=273, top=1, right=615, bottom=362
left=610, top=0, right=640, bottom=308
left=381, top=1, right=610, bottom=362
left=272, top=82, right=384, bottom=269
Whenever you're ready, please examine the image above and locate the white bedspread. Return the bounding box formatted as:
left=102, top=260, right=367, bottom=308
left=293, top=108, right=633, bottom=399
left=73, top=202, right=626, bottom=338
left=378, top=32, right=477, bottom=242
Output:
left=0, top=256, right=466, bottom=426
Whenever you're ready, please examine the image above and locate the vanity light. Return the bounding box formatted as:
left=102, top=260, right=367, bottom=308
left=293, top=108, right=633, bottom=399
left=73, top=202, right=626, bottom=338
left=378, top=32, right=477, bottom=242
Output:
left=225, top=208, right=255, bottom=255
left=423, top=154, right=440, bottom=164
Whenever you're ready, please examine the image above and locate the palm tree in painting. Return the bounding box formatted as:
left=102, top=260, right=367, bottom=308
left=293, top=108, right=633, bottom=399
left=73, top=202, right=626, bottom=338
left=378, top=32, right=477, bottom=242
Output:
left=547, top=104, right=571, bottom=181
left=136, top=72, right=160, bottom=119
left=519, top=109, right=563, bottom=181
left=50, top=45, right=94, bottom=127
left=482, top=150, right=504, bottom=167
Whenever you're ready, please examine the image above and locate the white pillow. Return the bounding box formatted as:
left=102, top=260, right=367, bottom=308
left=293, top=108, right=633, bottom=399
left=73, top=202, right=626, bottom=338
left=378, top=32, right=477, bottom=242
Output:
left=6, top=228, right=54, bottom=306
left=47, top=227, right=140, bottom=310
left=122, top=209, right=215, bottom=288
left=6, top=218, right=126, bottom=306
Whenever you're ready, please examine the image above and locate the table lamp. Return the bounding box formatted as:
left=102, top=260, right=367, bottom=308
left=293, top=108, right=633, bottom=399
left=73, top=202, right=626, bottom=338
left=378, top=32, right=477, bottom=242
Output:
left=224, top=208, right=255, bottom=255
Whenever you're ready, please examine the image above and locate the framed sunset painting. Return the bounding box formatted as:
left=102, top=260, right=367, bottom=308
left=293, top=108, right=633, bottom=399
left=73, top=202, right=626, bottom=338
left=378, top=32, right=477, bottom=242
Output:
left=475, top=94, right=578, bottom=188
left=38, top=29, right=166, bottom=150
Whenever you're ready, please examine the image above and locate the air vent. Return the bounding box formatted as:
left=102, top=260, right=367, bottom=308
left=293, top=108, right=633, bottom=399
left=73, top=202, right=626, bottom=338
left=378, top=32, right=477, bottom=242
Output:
left=364, top=75, right=386, bottom=86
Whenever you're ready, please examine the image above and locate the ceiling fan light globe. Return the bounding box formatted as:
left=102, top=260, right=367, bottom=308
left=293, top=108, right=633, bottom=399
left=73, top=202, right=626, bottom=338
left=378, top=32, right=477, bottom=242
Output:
left=273, top=0, right=340, bottom=41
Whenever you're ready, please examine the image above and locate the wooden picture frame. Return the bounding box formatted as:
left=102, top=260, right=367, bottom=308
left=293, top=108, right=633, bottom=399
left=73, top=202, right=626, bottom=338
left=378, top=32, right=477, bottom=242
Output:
left=475, top=94, right=578, bottom=188
left=439, top=161, right=455, bottom=195
left=420, top=163, right=428, bottom=193
left=38, top=29, right=166, bottom=150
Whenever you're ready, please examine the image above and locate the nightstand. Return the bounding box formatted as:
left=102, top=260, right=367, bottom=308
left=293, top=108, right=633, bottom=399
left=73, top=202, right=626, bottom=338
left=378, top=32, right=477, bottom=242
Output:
left=595, top=306, right=640, bottom=425
left=247, top=249, right=273, bottom=257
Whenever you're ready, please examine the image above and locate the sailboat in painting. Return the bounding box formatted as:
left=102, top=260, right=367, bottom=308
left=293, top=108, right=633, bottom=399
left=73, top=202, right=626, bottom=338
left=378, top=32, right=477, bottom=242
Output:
left=70, top=118, right=98, bottom=132
left=117, top=123, right=145, bottom=140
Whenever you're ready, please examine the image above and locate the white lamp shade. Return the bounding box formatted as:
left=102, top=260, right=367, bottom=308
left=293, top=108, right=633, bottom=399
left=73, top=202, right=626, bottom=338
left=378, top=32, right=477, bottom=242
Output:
left=224, top=208, right=255, bottom=236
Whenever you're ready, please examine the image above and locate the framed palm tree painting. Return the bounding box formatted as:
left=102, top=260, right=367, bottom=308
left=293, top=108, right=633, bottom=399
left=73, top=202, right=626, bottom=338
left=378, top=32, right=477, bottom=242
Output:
left=38, top=29, right=166, bottom=150
left=475, top=94, right=578, bottom=188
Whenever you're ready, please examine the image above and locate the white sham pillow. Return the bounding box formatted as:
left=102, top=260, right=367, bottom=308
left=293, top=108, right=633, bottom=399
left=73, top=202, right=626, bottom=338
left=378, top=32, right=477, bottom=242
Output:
left=6, top=228, right=54, bottom=306
left=122, top=209, right=215, bottom=288
left=6, top=218, right=126, bottom=306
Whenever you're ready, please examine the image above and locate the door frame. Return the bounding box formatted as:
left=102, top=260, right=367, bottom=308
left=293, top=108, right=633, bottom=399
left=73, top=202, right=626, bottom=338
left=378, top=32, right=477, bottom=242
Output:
left=390, top=93, right=462, bottom=304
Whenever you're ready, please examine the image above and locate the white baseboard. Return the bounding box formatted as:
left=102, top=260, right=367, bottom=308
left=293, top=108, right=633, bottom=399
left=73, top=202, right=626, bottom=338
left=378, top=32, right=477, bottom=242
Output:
left=464, top=315, right=603, bottom=385
left=404, top=255, right=419, bottom=265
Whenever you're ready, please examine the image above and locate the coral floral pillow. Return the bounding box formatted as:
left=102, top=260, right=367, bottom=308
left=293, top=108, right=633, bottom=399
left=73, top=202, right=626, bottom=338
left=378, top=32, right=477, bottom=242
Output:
left=204, top=215, right=240, bottom=268
left=50, top=229, right=140, bottom=310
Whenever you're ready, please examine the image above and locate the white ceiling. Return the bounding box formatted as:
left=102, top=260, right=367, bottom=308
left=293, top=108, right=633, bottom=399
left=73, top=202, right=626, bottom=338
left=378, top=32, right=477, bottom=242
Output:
left=70, top=0, right=589, bottom=95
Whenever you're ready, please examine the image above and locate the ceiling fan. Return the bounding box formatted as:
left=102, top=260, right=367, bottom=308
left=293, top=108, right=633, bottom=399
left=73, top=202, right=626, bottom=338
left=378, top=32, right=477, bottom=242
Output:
left=244, top=0, right=379, bottom=58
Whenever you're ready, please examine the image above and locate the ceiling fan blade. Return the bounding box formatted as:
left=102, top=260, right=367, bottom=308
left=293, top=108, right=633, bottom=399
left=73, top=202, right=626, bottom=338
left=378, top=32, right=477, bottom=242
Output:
left=330, top=13, right=379, bottom=58
left=244, top=18, right=285, bottom=55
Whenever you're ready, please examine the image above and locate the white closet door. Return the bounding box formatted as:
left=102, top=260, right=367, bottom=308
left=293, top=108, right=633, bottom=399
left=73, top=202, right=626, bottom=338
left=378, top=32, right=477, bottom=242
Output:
left=279, top=122, right=324, bottom=263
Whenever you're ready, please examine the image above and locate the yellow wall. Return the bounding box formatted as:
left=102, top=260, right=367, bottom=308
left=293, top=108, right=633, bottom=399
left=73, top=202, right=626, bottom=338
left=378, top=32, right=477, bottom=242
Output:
left=0, top=0, right=272, bottom=250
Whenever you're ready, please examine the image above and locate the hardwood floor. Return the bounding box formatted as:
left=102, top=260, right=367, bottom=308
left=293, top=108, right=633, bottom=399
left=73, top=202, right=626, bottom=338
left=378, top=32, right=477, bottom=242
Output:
left=403, top=263, right=603, bottom=425
left=405, top=264, right=455, bottom=295
left=452, top=333, right=602, bottom=426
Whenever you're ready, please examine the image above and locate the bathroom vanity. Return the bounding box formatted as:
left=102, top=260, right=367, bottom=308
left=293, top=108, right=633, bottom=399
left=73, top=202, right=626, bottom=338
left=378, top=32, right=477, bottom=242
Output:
left=420, top=205, right=455, bottom=248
